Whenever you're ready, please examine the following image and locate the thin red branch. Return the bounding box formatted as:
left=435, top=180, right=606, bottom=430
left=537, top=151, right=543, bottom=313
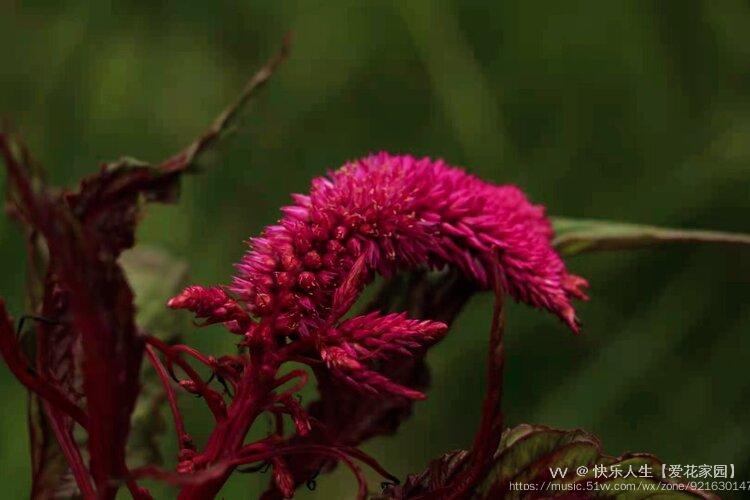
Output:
left=145, top=336, right=227, bottom=420
left=0, top=302, right=89, bottom=428
left=441, top=255, right=506, bottom=500
left=170, top=344, right=214, bottom=368
left=471, top=257, right=506, bottom=456
left=125, top=477, right=152, bottom=500
left=43, top=403, right=96, bottom=499
left=145, top=345, right=190, bottom=449
left=272, top=369, right=309, bottom=399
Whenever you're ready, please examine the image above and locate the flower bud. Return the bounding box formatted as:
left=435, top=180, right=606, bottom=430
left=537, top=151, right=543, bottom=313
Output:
left=297, top=272, right=317, bottom=292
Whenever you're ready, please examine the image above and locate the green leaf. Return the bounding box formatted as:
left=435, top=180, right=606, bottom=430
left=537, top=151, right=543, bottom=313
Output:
left=386, top=424, right=718, bottom=499
left=551, top=217, right=750, bottom=256
left=120, top=246, right=189, bottom=467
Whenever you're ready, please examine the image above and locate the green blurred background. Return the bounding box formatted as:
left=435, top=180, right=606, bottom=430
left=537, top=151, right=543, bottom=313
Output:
left=1, top=1, right=749, bottom=498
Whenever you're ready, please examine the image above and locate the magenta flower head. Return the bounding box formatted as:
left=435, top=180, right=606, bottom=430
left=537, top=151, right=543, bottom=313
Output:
left=169, top=153, right=588, bottom=398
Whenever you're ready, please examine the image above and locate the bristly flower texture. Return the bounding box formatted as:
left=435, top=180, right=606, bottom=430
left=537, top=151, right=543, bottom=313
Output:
left=170, top=152, right=588, bottom=401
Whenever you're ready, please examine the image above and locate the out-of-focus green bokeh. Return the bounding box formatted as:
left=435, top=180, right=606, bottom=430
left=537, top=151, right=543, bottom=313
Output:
left=1, top=1, right=749, bottom=498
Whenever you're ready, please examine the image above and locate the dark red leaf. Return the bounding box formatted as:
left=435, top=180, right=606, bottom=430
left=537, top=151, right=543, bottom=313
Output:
left=380, top=424, right=718, bottom=499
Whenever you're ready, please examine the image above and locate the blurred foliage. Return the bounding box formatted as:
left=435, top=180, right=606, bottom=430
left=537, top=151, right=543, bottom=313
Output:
left=121, top=247, right=189, bottom=469
left=1, top=1, right=749, bottom=498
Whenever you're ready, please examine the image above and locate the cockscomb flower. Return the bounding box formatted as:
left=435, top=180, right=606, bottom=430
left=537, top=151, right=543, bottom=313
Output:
left=169, top=152, right=587, bottom=399
left=228, top=152, right=587, bottom=332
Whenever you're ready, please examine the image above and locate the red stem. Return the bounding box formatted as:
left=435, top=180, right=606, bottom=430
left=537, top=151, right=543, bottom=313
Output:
left=272, top=369, right=309, bottom=399
left=145, top=336, right=227, bottom=420
left=177, top=361, right=273, bottom=499
left=170, top=344, right=214, bottom=368
left=42, top=402, right=96, bottom=499
left=0, top=302, right=89, bottom=428
left=440, top=261, right=506, bottom=500
left=145, top=345, right=190, bottom=448
left=125, top=477, right=152, bottom=500
left=469, top=265, right=505, bottom=458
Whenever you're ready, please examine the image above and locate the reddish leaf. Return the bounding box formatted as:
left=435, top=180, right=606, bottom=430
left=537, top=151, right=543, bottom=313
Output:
left=381, top=424, right=718, bottom=499
left=1, top=34, right=290, bottom=499
left=65, top=159, right=182, bottom=256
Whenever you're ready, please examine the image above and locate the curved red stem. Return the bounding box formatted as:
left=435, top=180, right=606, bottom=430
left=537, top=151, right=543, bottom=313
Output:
left=42, top=402, right=96, bottom=499
left=170, top=344, right=214, bottom=368
left=145, top=336, right=227, bottom=420
left=145, top=345, right=190, bottom=448
left=0, top=302, right=89, bottom=428
left=272, top=369, right=309, bottom=399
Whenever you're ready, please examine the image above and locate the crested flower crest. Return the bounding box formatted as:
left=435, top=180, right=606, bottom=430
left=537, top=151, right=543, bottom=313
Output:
left=169, top=152, right=588, bottom=398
